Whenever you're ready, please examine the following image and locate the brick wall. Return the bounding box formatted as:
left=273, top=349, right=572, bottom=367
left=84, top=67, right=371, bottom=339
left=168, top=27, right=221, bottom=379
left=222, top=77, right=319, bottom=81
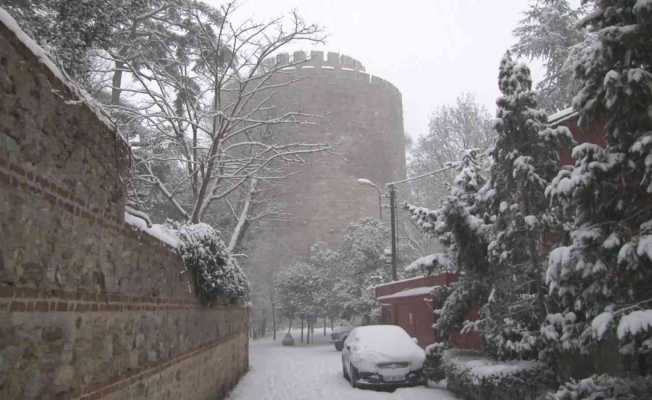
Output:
left=0, top=15, right=248, bottom=400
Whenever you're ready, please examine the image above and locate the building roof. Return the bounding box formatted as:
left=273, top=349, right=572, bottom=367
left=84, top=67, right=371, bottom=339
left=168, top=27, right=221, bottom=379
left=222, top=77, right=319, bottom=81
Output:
left=373, top=275, right=428, bottom=290
left=548, top=107, right=577, bottom=126
left=377, top=286, right=438, bottom=301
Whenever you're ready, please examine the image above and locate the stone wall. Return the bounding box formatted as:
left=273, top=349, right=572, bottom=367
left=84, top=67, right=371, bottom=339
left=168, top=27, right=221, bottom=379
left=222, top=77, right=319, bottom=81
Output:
left=0, top=13, right=248, bottom=400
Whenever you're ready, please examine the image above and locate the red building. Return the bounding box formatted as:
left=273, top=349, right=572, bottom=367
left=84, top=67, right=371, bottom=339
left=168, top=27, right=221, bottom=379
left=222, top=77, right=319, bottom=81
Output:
left=548, top=107, right=608, bottom=165
left=374, top=273, right=480, bottom=349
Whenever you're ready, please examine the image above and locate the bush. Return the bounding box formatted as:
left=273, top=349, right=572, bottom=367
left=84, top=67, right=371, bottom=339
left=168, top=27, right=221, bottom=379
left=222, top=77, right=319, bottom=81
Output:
left=442, top=349, right=555, bottom=400
left=435, top=279, right=487, bottom=338
left=547, top=374, right=652, bottom=400
left=176, top=223, right=249, bottom=304
left=424, top=342, right=448, bottom=381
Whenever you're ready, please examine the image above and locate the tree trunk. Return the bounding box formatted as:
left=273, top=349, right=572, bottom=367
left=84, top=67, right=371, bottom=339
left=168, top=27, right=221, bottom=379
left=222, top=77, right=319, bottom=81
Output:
left=323, top=318, right=327, bottom=336
left=301, top=319, right=304, bottom=343
left=272, top=302, right=277, bottom=340
left=111, top=61, right=124, bottom=106
left=227, top=178, right=257, bottom=253
left=260, top=314, right=267, bottom=338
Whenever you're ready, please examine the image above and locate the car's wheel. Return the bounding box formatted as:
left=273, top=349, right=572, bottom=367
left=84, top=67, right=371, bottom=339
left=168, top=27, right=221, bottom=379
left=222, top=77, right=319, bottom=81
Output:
left=349, top=363, right=359, bottom=388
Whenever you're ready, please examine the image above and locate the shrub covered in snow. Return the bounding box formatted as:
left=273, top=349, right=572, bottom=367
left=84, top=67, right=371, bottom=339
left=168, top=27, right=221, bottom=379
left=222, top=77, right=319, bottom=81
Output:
left=546, top=374, right=652, bottom=400
left=424, top=342, right=448, bottom=381
left=405, top=253, right=455, bottom=275
left=443, top=349, right=555, bottom=400
left=435, top=279, right=488, bottom=339
left=176, top=223, right=249, bottom=304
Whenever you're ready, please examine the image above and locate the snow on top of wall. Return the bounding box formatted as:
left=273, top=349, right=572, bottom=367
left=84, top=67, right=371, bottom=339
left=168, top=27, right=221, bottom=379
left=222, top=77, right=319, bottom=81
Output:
left=377, top=286, right=438, bottom=301
left=124, top=212, right=180, bottom=249
left=0, top=7, right=119, bottom=136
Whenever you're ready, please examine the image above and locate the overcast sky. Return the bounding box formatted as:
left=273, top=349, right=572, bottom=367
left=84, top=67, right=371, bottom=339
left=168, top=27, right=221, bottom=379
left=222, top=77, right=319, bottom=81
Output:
left=217, top=0, right=548, bottom=140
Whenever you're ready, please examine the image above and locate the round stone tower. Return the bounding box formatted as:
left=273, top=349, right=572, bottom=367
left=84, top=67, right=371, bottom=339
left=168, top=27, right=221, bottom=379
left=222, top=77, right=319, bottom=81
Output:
left=243, top=50, right=406, bottom=283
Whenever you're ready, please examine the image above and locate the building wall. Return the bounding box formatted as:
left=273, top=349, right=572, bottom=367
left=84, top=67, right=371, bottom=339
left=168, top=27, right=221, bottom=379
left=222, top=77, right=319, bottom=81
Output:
left=376, top=274, right=458, bottom=348
left=557, top=114, right=608, bottom=165
left=0, top=16, right=248, bottom=400
left=242, top=51, right=406, bottom=286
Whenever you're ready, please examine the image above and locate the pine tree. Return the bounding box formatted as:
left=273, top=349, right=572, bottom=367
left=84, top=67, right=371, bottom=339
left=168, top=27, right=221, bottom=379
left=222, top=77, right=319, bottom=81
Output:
left=543, top=0, right=652, bottom=373
left=406, top=149, right=492, bottom=340
left=480, top=52, right=571, bottom=360
left=512, top=0, right=586, bottom=112
left=3, top=0, right=152, bottom=79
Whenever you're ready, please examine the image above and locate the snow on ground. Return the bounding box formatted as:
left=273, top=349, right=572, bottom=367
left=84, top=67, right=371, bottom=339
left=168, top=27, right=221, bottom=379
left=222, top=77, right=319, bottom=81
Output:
left=226, top=333, right=459, bottom=400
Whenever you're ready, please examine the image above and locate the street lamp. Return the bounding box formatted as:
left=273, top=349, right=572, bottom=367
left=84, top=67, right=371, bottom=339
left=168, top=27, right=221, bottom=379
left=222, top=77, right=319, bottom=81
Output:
left=386, top=183, right=398, bottom=281
left=383, top=164, right=462, bottom=282
left=356, top=178, right=383, bottom=220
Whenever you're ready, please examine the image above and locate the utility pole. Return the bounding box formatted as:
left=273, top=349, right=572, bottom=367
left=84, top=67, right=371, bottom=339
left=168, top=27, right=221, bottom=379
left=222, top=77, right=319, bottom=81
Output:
left=380, top=151, right=490, bottom=284
left=388, top=183, right=398, bottom=281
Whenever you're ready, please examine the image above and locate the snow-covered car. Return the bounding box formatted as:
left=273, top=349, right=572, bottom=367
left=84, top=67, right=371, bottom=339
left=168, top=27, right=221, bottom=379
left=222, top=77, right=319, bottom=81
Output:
left=331, top=326, right=353, bottom=351
left=341, top=325, right=425, bottom=388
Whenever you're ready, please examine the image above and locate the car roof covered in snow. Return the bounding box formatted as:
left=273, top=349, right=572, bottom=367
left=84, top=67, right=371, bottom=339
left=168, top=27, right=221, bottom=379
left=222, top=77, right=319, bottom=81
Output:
left=350, top=325, right=410, bottom=344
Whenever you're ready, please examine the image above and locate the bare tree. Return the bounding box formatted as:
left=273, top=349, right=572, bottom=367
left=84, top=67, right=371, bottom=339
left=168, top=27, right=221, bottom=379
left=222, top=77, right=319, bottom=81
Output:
left=408, top=93, right=495, bottom=206
left=96, top=1, right=329, bottom=251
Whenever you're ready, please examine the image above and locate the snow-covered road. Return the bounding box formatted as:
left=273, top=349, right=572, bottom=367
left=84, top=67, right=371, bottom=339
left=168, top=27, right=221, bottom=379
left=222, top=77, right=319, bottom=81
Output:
left=226, top=334, right=460, bottom=400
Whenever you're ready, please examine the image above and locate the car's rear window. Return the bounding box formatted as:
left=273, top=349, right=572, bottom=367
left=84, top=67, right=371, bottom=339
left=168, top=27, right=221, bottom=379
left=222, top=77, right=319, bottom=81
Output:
left=350, top=325, right=410, bottom=347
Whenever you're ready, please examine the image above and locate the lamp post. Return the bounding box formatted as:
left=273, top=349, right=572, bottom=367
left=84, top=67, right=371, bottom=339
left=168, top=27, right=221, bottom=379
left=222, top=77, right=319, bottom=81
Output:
left=383, top=163, right=462, bottom=282
left=356, top=178, right=383, bottom=220
left=387, top=183, right=398, bottom=281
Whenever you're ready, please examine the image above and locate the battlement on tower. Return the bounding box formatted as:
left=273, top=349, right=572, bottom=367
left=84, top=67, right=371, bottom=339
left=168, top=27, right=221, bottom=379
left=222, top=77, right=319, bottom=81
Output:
left=262, top=50, right=401, bottom=100
left=264, top=50, right=366, bottom=71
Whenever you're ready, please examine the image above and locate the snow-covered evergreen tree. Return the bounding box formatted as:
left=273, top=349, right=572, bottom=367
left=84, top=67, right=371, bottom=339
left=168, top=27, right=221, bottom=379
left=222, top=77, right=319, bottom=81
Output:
left=407, top=149, right=492, bottom=339
left=480, top=52, right=571, bottom=360
left=543, top=0, right=652, bottom=373
left=512, top=0, right=586, bottom=112
left=4, top=0, right=154, bottom=79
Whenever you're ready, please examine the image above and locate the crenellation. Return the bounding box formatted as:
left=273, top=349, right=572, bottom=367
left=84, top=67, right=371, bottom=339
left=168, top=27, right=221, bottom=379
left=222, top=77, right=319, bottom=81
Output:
left=326, top=51, right=340, bottom=68
left=276, top=52, right=290, bottom=66
left=262, top=50, right=366, bottom=73
left=262, top=57, right=275, bottom=70
left=293, top=50, right=307, bottom=63
left=309, top=50, right=324, bottom=67
left=341, top=54, right=355, bottom=69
